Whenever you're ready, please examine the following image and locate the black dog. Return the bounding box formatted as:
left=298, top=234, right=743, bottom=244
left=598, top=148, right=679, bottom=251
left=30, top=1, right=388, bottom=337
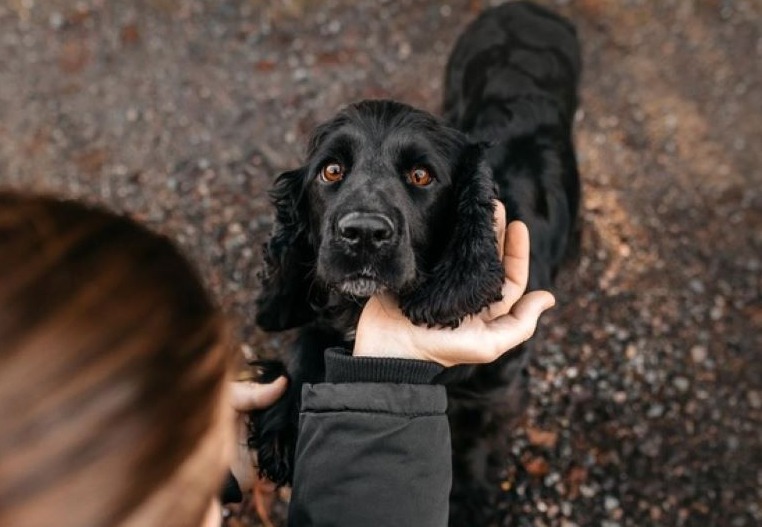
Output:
left=252, top=2, right=581, bottom=523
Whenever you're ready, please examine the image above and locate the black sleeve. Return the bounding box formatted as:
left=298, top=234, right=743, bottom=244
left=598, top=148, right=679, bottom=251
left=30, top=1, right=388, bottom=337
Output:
left=288, top=349, right=451, bottom=527
left=322, top=348, right=444, bottom=384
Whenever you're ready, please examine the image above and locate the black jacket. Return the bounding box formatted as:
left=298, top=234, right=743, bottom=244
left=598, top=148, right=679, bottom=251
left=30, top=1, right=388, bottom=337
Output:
left=288, top=349, right=451, bottom=526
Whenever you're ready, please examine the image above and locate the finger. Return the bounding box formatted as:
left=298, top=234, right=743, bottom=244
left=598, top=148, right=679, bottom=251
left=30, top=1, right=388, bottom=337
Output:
left=230, top=376, right=288, bottom=412
left=513, top=290, right=555, bottom=343
left=470, top=290, right=556, bottom=363
left=502, top=221, right=531, bottom=300
left=481, top=277, right=529, bottom=320
left=499, top=290, right=555, bottom=343
left=510, top=290, right=555, bottom=319
left=493, top=200, right=507, bottom=259
left=481, top=221, right=532, bottom=321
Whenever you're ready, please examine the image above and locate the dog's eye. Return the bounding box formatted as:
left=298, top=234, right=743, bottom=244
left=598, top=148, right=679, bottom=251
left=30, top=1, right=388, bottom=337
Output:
left=407, top=167, right=433, bottom=187
left=319, top=162, right=345, bottom=183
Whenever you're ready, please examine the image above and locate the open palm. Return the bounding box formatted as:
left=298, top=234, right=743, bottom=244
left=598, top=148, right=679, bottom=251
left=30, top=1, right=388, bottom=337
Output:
left=354, top=202, right=555, bottom=368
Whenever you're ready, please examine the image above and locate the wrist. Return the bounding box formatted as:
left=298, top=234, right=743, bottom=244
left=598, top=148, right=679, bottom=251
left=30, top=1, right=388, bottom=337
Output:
left=353, top=326, right=415, bottom=360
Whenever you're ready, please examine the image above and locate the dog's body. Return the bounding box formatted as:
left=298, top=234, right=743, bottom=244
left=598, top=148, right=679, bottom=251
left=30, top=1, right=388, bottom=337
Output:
left=252, top=2, right=581, bottom=523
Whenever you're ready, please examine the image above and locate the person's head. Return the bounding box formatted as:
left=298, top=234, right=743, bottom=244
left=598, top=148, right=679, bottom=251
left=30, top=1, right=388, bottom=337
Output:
left=0, top=192, right=234, bottom=527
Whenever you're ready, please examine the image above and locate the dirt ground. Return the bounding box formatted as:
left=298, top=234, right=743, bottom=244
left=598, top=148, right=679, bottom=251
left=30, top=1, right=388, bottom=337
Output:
left=1, top=0, right=759, bottom=525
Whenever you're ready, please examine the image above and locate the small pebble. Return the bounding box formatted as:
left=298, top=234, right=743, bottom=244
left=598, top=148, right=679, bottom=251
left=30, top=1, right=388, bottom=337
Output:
left=691, top=345, right=708, bottom=363
left=673, top=376, right=690, bottom=392
left=748, top=391, right=761, bottom=409
left=647, top=404, right=665, bottom=418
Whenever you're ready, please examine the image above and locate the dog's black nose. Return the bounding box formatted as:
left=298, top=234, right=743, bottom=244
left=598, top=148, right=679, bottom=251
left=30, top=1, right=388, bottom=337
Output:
left=337, top=212, right=394, bottom=247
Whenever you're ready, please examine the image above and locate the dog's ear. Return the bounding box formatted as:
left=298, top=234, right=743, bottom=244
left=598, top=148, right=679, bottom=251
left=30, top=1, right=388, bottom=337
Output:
left=255, top=167, right=316, bottom=331
left=400, top=143, right=505, bottom=328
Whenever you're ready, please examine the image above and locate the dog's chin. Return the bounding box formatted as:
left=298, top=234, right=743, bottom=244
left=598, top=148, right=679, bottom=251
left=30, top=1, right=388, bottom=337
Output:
left=336, top=278, right=386, bottom=298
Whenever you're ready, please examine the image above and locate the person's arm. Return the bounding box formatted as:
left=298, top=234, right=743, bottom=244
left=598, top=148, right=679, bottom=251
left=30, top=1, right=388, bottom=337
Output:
left=289, top=210, right=555, bottom=526
left=289, top=349, right=450, bottom=526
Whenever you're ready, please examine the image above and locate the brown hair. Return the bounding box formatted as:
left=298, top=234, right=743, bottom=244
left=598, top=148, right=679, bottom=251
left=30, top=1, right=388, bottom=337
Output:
left=0, top=192, right=233, bottom=527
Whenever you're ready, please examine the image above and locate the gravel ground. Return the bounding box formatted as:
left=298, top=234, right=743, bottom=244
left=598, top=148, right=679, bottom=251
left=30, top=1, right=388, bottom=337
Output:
left=1, top=1, right=760, bottom=526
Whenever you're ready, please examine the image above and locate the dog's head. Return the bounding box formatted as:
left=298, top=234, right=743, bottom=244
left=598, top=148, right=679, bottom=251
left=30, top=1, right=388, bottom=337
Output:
left=256, top=100, right=504, bottom=330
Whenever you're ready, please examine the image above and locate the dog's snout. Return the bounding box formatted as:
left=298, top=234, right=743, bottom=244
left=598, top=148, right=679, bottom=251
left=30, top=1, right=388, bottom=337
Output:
left=337, top=212, right=394, bottom=247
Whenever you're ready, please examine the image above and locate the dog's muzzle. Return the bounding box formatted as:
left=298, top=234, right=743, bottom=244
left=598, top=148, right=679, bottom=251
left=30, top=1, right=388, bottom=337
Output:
left=328, top=211, right=399, bottom=297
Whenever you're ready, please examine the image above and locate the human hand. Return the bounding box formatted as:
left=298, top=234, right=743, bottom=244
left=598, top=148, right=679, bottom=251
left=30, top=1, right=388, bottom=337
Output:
left=229, top=377, right=288, bottom=493
left=353, top=202, right=555, bottom=368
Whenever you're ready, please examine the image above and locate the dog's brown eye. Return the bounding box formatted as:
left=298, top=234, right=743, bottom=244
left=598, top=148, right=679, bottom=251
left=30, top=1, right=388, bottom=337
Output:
left=408, top=167, right=433, bottom=187
left=320, top=162, right=345, bottom=183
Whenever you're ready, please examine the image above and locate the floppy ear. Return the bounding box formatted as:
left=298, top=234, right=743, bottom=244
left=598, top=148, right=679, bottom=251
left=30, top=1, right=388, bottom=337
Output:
left=400, top=144, right=505, bottom=328
left=255, top=167, right=317, bottom=331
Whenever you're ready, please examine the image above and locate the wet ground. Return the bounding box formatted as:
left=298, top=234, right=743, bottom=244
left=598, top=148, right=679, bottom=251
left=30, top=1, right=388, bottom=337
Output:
left=1, top=0, right=760, bottom=525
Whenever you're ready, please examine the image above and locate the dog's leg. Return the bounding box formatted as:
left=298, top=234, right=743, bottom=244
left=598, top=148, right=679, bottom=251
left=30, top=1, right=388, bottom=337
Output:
left=447, top=349, right=531, bottom=526
left=248, top=327, right=341, bottom=485
left=247, top=360, right=296, bottom=486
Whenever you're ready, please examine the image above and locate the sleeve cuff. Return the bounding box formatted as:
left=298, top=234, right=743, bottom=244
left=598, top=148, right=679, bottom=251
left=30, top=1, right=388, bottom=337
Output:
left=324, top=348, right=444, bottom=384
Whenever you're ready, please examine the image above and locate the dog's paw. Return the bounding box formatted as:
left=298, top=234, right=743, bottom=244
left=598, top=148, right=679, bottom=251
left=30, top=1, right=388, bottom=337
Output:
left=249, top=423, right=294, bottom=486
left=246, top=362, right=296, bottom=486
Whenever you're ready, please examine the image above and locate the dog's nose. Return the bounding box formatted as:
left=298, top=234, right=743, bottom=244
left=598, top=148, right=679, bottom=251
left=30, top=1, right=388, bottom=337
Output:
left=337, top=212, right=394, bottom=247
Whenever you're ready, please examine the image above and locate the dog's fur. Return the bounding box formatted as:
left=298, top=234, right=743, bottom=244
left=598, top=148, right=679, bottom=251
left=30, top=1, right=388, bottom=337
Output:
left=251, top=2, right=581, bottom=523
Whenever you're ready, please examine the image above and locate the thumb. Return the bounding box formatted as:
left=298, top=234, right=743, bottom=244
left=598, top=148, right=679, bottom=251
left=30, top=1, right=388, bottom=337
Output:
left=508, top=290, right=556, bottom=340
left=512, top=290, right=555, bottom=318
left=230, top=376, right=288, bottom=412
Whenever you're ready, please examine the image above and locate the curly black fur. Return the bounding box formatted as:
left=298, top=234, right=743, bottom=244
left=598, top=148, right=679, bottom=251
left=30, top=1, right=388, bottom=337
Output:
left=251, top=2, right=582, bottom=523
left=256, top=100, right=506, bottom=333
left=399, top=143, right=505, bottom=328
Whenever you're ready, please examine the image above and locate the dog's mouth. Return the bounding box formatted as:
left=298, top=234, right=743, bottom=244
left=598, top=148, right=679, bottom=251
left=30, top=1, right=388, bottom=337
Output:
left=335, top=269, right=387, bottom=298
